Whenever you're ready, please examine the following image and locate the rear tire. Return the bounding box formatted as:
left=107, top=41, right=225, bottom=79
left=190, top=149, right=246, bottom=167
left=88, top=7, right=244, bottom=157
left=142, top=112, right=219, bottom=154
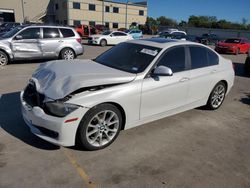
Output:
left=100, top=39, right=107, bottom=47
left=0, top=51, right=9, bottom=66
left=76, top=103, right=122, bottom=150
left=206, top=82, right=226, bottom=110
left=244, top=57, right=250, bottom=75
left=60, top=48, right=75, bottom=60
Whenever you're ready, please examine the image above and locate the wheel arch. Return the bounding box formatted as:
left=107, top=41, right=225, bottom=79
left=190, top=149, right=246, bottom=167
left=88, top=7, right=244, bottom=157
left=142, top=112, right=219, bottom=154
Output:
left=59, top=47, right=76, bottom=59
left=105, top=102, right=126, bottom=130
left=219, top=80, right=228, bottom=93
left=100, top=38, right=107, bottom=45
left=82, top=101, right=127, bottom=131
left=0, top=48, right=10, bottom=65
left=0, top=48, right=10, bottom=60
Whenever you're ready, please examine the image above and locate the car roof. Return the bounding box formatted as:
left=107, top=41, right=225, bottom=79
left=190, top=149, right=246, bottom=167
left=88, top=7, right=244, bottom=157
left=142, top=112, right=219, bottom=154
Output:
left=111, top=31, right=126, bottom=34
left=21, top=24, right=73, bottom=29
left=127, top=38, right=205, bottom=49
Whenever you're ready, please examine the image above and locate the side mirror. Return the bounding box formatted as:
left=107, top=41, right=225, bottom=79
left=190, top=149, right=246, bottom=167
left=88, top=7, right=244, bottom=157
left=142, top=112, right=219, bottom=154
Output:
left=110, top=34, right=113, bottom=37
left=152, top=66, right=173, bottom=76
left=15, top=35, right=23, bottom=40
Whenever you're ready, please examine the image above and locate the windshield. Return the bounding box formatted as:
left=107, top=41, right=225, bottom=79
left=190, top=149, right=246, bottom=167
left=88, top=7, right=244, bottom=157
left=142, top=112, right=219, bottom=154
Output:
left=159, top=33, right=171, bottom=38
left=224, top=38, right=241, bottom=43
left=94, top=43, right=162, bottom=73
left=102, top=31, right=111, bottom=35
left=1, top=27, right=23, bottom=38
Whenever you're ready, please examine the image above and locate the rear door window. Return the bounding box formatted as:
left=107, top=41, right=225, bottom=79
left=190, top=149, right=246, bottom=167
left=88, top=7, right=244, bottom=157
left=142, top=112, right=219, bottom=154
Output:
left=113, top=32, right=127, bottom=36
left=190, top=46, right=209, bottom=69
left=43, top=28, right=60, bottom=38
left=60, top=28, right=75, bottom=38
left=207, top=49, right=219, bottom=66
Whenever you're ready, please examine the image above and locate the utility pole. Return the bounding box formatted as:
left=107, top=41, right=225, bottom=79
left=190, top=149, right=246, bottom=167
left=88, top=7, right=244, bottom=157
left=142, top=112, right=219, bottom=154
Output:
left=102, top=0, right=104, bottom=25
left=125, top=0, right=128, bottom=29
left=21, top=0, right=25, bottom=22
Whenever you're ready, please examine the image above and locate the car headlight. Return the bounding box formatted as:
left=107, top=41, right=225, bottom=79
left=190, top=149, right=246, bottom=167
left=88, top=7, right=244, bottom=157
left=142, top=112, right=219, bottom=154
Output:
left=44, top=101, right=80, bottom=117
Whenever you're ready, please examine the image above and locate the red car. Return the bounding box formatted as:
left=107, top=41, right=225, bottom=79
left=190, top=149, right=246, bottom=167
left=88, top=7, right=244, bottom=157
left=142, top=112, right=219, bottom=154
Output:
left=215, top=38, right=250, bottom=55
left=75, top=24, right=100, bottom=38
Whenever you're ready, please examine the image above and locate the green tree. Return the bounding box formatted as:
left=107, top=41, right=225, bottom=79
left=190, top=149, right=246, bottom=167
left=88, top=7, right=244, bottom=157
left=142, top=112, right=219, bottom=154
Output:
left=188, top=15, right=217, bottom=28
left=156, top=16, right=177, bottom=27
left=146, top=17, right=157, bottom=27
left=179, top=20, right=187, bottom=27
left=216, top=19, right=231, bottom=29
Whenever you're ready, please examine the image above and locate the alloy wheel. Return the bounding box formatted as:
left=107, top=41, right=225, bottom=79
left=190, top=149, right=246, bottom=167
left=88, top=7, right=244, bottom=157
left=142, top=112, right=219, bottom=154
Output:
left=86, top=110, right=119, bottom=147
left=0, top=52, right=8, bottom=66
left=211, top=84, right=225, bottom=108
left=63, top=50, right=74, bottom=60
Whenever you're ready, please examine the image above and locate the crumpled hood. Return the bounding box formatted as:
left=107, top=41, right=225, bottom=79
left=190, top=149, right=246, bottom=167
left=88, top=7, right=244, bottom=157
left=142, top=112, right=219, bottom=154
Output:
left=31, top=59, right=136, bottom=100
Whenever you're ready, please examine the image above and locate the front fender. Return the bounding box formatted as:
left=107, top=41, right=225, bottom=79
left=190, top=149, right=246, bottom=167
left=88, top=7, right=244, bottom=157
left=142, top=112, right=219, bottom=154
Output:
left=56, top=43, right=83, bottom=57
left=67, top=80, right=142, bottom=129
left=0, top=43, right=13, bottom=60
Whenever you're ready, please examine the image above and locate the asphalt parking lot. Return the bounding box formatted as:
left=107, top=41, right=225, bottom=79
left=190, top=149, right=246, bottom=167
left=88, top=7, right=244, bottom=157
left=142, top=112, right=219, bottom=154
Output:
left=0, top=42, right=250, bottom=188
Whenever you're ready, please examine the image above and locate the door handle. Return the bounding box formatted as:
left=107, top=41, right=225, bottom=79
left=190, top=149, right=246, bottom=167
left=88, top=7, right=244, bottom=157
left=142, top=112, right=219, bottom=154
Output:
left=58, top=40, right=64, bottom=43
left=179, top=77, right=190, bottom=82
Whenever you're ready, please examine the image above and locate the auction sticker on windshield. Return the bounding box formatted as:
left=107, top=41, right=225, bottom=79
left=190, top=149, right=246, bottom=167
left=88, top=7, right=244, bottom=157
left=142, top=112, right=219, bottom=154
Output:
left=140, top=49, right=159, bottom=56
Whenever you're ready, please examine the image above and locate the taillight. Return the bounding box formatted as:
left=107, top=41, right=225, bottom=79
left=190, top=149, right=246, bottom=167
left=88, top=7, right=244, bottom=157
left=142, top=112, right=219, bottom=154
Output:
left=76, top=38, right=82, bottom=44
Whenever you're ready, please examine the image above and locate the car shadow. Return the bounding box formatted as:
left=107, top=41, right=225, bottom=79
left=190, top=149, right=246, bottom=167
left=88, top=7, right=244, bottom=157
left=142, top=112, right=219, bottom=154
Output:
left=233, top=62, right=250, bottom=78
left=9, top=59, right=57, bottom=65
left=240, top=93, right=250, bottom=105
left=0, top=92, right=59, bottom=150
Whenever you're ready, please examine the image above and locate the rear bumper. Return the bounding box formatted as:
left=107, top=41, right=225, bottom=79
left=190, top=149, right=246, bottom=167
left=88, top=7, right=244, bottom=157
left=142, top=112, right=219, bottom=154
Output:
left=75, top=44, right=84, bottom=56
left=20, top=91, right=88, bottom=146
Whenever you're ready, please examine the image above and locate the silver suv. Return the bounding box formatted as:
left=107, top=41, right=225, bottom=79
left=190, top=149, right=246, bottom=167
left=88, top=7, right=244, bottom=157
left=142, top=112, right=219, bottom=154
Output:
left=0, top=25, right=84, bottom=66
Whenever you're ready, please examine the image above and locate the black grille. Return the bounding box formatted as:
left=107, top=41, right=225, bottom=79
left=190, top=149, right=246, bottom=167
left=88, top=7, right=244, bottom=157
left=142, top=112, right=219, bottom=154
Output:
left=23, top=83, right=45, bottom=108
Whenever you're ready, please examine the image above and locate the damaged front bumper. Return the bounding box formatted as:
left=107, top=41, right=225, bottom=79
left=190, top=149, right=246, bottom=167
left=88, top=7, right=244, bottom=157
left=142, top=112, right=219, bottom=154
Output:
left=20, top=91, right=89, bottom=147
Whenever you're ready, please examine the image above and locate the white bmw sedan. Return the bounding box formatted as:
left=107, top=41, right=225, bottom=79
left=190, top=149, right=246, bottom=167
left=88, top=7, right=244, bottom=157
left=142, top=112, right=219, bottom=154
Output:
left=21, top=38, right=234, bottom=150
left=88, top=31, right=133, bottom=46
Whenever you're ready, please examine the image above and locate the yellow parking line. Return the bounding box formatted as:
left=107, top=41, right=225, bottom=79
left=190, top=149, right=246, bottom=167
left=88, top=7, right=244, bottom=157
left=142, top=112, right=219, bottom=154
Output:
left=63, top=148, right=98, bottom=188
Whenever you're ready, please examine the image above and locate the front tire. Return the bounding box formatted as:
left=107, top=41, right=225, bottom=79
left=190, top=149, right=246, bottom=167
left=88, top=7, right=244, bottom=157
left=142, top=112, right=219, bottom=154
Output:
left=206, top=82, right=226, bottom=110
left=100, top=39, right=107, bottom=47
left=60, top=48, right=75, bottom=60
left=0, top=51, right=9, bottom=66
left=76, top=104, right=122, bottom=150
